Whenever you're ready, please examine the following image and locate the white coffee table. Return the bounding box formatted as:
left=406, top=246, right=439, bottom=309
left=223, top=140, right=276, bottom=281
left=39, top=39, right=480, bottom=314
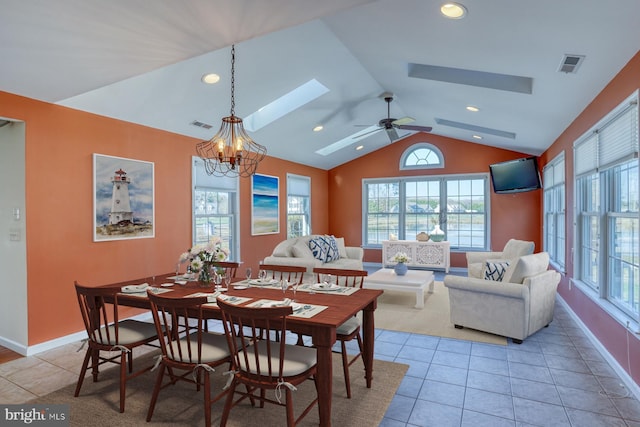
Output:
left=364, top=268, right=434, bottom=309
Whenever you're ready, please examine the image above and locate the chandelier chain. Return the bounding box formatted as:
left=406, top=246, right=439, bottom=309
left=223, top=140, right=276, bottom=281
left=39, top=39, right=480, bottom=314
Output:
left=230, top=44, right=235, bottom=116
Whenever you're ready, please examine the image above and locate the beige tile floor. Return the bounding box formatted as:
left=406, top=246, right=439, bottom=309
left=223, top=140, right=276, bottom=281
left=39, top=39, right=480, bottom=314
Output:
left=0, top=340, right=159, bottom=404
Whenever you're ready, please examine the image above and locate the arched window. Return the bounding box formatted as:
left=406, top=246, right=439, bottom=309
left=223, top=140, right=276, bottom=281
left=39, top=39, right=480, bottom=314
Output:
left=400, top=143, right=444, bottom=170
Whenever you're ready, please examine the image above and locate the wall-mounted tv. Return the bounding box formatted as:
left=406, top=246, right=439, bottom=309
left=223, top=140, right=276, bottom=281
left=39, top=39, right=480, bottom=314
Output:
left=489, top=156, right=542, bottom=193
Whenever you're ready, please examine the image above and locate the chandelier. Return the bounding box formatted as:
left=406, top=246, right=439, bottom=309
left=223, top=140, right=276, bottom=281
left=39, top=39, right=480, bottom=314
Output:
left=196, top=45, right=267, bottom=177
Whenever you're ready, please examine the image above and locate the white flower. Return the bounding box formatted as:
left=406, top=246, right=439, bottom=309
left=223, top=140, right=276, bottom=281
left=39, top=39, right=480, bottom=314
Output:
left=393, top=252, right=410, bottom=263
left=179, top=239, right=229, bottom=272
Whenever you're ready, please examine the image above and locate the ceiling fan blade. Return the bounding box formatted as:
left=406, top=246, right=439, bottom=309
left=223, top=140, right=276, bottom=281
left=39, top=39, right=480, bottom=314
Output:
left=352, top=126, right=383, bottom=139
left=396, top=124, right=433, bottom=132
left=392, top=116, right=415, bottom=126
left=385, top=127, right=399, bottom=142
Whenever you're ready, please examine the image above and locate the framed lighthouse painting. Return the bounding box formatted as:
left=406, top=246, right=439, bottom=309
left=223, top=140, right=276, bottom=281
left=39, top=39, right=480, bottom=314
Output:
left=93, top=153, right=155, bottom=242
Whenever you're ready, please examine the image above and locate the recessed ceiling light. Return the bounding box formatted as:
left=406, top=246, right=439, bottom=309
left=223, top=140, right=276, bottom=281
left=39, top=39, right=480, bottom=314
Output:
left=313, top=125, right=323, bottom=132
left=441, top=3, right=467, bottom=19
left=201, top=73, right=220, bottom=84
left=472, top=134, right=483, bottom=139
left=466, top=105, right=479, bottom=112
left=356, top=145, right=364, bottom=150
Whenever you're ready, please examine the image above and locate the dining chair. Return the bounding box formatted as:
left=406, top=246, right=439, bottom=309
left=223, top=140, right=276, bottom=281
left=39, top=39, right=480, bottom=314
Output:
left=259, top=264, right=306, bottom=285
left=216, top=261, right=240, bottom=278
left=146, top=291, right=233, bottom=426
left=312, top=267, right=368, bottom=398
left=217, top=298, right=318, bottom=427
left=73, top=281, right=159, bottom=413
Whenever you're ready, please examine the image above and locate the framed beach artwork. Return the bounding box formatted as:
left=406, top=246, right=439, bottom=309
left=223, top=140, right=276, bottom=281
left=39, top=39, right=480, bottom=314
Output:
left=93, top=153, right=155, bottom=242
left=251, top=173, right=279, bottom=235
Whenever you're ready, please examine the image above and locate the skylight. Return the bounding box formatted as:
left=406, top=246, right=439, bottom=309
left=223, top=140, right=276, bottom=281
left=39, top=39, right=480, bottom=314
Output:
left=315, top=125, right=379, bottom=156
left=244, top=79, right=329, bottom=132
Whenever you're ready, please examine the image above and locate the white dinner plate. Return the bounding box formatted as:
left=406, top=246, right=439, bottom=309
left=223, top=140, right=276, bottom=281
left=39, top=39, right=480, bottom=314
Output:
left=311, top=283, right=340, bottom=291
left=248, top=279, right=278, bottom=286
left=161, top=283, right=174, bottom=287
left=234, top=285, right=249, bottom=290
left=120, top=285, right=149, bottom=294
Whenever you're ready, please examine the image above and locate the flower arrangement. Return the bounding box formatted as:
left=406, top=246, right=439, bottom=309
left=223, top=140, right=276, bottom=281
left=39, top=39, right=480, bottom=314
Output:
left=392, top=252, right=410, bottom=263
left=179, top=237, right=229, bottom=282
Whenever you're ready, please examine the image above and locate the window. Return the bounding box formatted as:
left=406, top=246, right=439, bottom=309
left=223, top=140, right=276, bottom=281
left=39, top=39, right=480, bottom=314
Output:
left=400, top=143, right=444, bottom=170
left=574, top=91, right=639, bottom=320
left=543, top=152, right=565, bottom=270
left=363, top=174, right=489, bottom=250
left=287, top=174, right=311, bottom=237
left=192, top=157, right=239, bottom=260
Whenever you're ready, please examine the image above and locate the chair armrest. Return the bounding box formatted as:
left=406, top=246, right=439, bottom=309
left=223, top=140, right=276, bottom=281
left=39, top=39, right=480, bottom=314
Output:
left=466, top=251, right=504, bottom=265
left=443, top=275, right=527, bottom=299
left=345, top=246, right=364, bottom=260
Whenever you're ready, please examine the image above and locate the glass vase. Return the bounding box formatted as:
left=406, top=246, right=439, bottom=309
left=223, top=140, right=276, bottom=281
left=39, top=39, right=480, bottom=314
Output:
left=394, top=262, right=408, bottom=276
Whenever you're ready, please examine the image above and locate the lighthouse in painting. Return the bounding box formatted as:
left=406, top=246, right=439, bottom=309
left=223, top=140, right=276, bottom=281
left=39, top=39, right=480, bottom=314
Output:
left=108, top=168, right=134, bottom=225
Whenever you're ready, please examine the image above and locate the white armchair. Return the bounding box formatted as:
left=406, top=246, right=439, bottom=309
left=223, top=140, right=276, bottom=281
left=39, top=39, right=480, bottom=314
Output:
left=444, top=252, right=560, bottom=343
left=466, top=238, right=534, bottom=279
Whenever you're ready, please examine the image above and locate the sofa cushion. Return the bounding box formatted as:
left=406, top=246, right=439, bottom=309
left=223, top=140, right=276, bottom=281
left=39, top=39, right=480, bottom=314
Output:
left=483, top=259, right=510, bottom=281
left=324, top=235, right=341, bottom=262
left=272, top=238, right=295, bottom=257
left=502, top=252, right=549, bottom=284
left=292, top=240, right=314, bottom=259
left=502, top=239, right=535, bottom=260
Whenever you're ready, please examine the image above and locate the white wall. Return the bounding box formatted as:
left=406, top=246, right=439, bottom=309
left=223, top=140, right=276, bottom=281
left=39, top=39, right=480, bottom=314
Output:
left=0, top=120, right=28, bottom=353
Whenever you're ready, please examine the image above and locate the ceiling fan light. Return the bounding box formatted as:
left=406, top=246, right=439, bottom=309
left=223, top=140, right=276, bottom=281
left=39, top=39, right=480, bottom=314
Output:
left=441, top=3, right=467, bottom=19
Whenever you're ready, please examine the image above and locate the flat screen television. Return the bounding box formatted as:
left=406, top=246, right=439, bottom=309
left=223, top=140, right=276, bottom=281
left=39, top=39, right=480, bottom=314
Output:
left=489, top=156, right=542, bottom=193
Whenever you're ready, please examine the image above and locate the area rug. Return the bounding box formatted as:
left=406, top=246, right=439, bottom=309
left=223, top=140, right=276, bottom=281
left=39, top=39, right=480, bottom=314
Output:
left=375, top=281, right=507, bottom=345
left=30, top=351, right=407, bottom=426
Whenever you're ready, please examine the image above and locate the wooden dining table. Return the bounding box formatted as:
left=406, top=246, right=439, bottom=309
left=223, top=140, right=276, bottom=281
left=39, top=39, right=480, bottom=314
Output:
left=101, top=273, right=383, bottom=427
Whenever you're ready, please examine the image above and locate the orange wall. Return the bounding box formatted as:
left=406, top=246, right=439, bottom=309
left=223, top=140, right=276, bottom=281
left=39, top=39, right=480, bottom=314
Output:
left=0, top=91, right=327, bottom=346
left=539, top=50, right=640, bottom=386
left=329, top=132, right=542, bottom=267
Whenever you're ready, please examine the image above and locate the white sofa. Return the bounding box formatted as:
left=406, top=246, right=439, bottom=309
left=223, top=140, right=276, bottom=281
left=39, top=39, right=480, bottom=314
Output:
left=466, top=238, right=534, bottom=279
left=444, top=252, right=560, bottom=343
left=262, top=235, right=363, bottom=276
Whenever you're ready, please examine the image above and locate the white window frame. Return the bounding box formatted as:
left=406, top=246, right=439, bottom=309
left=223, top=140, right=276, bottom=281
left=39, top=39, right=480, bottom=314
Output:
left=362, top=173, right=490, bottom=250
left=543, top=152, right=566, bottom=271
left=573, top=91, right=639, bottom=323
left=286, top=173, right=311, bottom=238
left=192, top=157, right=240, bottom=260
left=400, top=142, right=445, bottom=170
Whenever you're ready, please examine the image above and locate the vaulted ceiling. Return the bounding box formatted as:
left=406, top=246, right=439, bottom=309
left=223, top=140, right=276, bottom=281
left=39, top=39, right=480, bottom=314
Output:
left=1, top=0, right=639, bottom=169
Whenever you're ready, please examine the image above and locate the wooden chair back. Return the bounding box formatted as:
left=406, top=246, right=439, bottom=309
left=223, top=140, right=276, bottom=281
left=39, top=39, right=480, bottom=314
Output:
left=312, top=268, right=368, bottom=288
left=259, top=264, right=306, bottom=285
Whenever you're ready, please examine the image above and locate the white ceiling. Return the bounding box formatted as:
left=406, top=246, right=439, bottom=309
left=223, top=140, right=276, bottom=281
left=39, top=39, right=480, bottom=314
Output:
left=1, top=0, right=639, bottom=170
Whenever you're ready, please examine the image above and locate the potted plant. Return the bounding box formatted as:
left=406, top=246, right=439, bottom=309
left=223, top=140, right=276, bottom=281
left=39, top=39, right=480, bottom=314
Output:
left=392, top=252, right=410, bottom=276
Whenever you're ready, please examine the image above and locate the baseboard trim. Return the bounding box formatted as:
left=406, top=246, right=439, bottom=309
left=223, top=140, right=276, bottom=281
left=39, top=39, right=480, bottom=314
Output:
left=2, top=312, right=156, bottom=357
left=557, top=295, right=640, bottom=401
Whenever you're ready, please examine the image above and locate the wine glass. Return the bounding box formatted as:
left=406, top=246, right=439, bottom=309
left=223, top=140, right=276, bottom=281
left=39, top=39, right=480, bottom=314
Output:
left=245, top=267, right=252, bottom=281
left=213, top=271, right=222, bottom=292
left=224, top=271, right=232, bottom=289
left=259, top=269, right=267, bottom=282
left=291, top=280, right=299, bottom=301
left=280, top=279, right=289, bottom=296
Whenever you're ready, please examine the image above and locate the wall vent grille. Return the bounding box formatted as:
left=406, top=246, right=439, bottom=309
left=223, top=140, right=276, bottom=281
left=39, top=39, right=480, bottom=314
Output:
left=190, top=120, right=213, bottom=129
left=558, top=54, right=585, bottom=74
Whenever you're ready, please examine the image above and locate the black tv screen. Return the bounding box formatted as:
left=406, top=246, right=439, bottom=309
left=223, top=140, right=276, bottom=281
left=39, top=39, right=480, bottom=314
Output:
left=489, top=156, right=542, bottom=193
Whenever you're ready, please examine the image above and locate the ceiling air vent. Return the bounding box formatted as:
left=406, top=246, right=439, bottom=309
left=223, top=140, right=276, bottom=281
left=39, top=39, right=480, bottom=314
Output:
left=558, top=54, right=585, bottom=74
left=190, top=120, right=213, bottom=130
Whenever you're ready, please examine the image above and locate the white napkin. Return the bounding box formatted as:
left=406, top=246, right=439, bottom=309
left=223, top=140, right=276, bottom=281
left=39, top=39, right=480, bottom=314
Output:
left=121, top=283, right=149, bottom=293
left=266, top=298, right=292, bottom=307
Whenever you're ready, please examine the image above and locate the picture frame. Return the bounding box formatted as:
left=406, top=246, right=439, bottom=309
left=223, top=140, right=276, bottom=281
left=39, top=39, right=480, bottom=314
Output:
left=251, top=173, right=279, bottom=235
left=93, top=153, right=155, bottom=241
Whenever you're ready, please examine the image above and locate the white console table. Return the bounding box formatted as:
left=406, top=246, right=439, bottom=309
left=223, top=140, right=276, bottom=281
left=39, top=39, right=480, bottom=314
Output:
left=382, top=240, right=450, bottom=273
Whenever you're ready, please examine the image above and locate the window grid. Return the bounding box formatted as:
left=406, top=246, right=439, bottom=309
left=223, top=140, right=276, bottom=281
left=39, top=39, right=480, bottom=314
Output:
left=364, top=175, right=488, bottom=250
left=543, top=154, right=566, bottom=269
left=286, top=174, right=311, bottom=238
left=193, top=189, right=235, bottom=257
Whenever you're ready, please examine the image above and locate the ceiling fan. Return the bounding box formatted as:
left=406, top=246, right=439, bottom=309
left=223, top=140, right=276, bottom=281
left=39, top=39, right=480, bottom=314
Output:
left=355, top=92, right=432, bottom=142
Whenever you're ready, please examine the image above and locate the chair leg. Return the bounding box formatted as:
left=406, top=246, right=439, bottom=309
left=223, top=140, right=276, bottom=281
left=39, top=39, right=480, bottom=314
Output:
left=146, top=363, right=166, bottom=421
left=286, top=388, right=295, bottom=427
left=74, top=347, right=92, bottom=397
left=127, top=349, right=133, bottom=373
left=91, top=348, right=100, bottom=382
left=119, top=350, right=127, bottom=413
left=340, top=340, right=352, bottom=398
left=220, top=381, right=237, bottom=427
left=203, top=370, right=212, bottom=427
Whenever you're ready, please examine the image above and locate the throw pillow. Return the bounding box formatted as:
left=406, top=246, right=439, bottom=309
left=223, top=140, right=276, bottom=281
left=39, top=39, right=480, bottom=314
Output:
left=308, top=236, right=328, bottom=261
left=483, top=259, right=510, bottom=281
left=334, top=236, right=348, bottom=259
left=292, top=240, right=314, bottom=259
left=324, top=235, right=341, bottom=263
